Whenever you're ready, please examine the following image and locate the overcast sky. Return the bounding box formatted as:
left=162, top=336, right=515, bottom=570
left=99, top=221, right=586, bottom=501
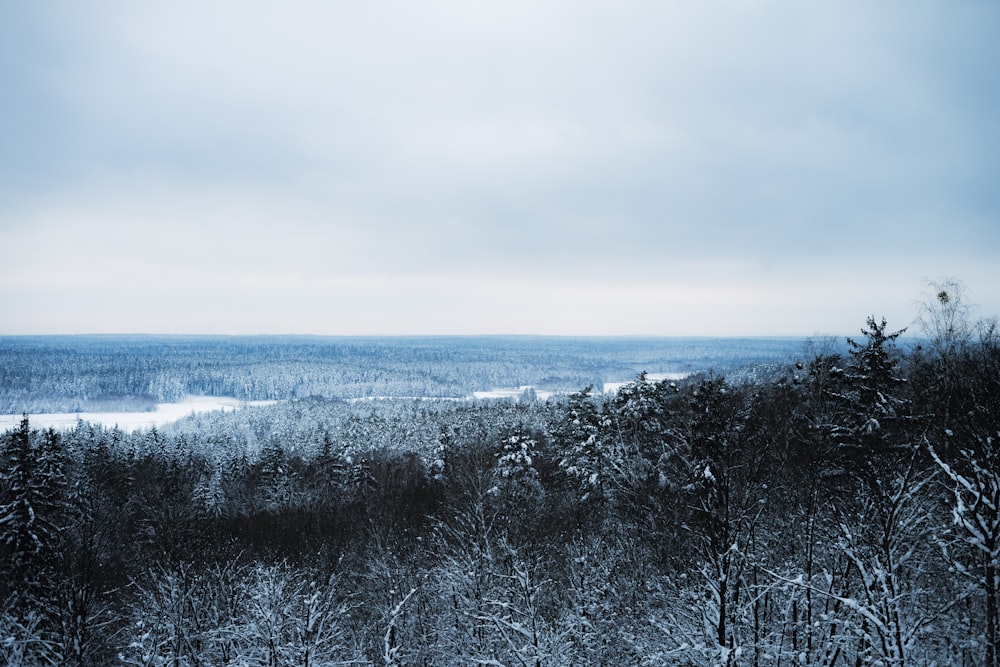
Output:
left=1, top=1, right=997, bottom=336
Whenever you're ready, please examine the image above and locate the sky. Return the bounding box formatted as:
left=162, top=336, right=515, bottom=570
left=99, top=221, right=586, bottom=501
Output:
left=1, top=1, right=997, bottom=336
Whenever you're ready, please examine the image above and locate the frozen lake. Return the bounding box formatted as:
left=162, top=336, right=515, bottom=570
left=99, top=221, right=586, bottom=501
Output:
left=0, top=396, right=278, bottom=433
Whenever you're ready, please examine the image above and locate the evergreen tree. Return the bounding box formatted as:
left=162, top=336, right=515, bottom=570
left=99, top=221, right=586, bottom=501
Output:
left=0, top=417, right=66, bottom=595
left=555, top=386, right=611, bottom=503
left=835, top=316, right=910, bottom=471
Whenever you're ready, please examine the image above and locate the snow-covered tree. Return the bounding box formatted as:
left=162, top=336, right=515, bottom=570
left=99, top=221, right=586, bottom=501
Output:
left=121, top=559, right=355, bottom=666
left=494, top=430, right=546, bottom=512
left=191, top=461, right=226, bottom=518
left=241, top=563, right=353, bottom=667
left=831, top=462, right=939, bottom=667
left=605, top=373, right=683, bottom=514
left=0, top=602, right=60, bottom=667
left=558, top=534, right=649, bottom=665
left=835, top=317, right=910, bottom=467
left=431, top=526, right=563, bottom=666
left=259, top=439, right=295, bottom=511
left=915, top=282, right=1000, bottom=666
left=1, top=418, right=67, bottom=598
left=680, top=377, right=754, bottom=662
left=929, top=432, right=1000, bottom=667
left=555, top=386, right=611, bottom=503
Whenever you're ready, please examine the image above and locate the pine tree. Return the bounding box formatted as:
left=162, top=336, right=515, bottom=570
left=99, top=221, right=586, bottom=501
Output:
left=555, top=386, right=610, bottom=503
left=0, top=417, right=65, bottom=594
left=835, top=316, right=910, bottom=470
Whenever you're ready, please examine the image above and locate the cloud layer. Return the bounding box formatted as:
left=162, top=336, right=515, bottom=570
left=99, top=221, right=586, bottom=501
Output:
left=2, top=1, right=998, bottom=335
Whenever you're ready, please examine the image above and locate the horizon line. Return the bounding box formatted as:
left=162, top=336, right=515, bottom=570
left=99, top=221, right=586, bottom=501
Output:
left=0, top=331, right=859, bottom=340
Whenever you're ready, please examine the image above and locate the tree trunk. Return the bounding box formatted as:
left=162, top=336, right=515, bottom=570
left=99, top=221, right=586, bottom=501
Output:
left=987, top=542, right=997, bottom=667
left=718, top=554, right=728, bottom=653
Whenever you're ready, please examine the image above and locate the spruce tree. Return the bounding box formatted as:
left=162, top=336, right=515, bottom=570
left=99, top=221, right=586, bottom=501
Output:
left=0, top=417, right=66, bottom=599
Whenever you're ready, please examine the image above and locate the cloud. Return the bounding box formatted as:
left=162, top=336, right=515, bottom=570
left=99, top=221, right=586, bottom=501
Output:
left=1, top=1, right=998, bottom=334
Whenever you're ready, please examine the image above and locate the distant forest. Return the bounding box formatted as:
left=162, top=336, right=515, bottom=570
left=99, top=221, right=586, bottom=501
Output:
left=0, top=334, right=810, bottom=414
left=2, top=287, right=998, bottom=666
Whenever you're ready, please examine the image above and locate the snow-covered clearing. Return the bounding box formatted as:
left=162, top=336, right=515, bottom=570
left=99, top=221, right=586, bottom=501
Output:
left=602, top=372, right=691, bottom=395
left=348, top=387, right=558, bottom=403
left=0, top=396, right=278, bottom=433
left=472, top=386, right=556, bottom=401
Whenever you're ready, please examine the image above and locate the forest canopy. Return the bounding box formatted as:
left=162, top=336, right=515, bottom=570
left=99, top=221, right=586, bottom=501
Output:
left=1, top=284, right=998, bottom=666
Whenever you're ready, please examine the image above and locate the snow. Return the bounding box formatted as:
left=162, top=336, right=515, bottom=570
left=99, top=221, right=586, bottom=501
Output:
left=472, top=386, right=555, bottom=401
left=347, top=386, right=556, bottom=403
left=602, top=372, right=691, bottom=394
left=348, top=395, right=469, bottom=403
left=0, top=396, right=278, bottom=433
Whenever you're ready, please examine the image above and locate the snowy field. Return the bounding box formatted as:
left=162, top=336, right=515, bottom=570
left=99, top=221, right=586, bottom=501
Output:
left=602, top=371, right=691, bottom=395
left=472, top=386, right=557, bottom=401
left=0, top=396, right=278, bottom=433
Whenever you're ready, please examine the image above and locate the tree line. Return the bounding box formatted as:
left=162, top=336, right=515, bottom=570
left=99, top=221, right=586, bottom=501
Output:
left=1, top=285, right=998, bottom=666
